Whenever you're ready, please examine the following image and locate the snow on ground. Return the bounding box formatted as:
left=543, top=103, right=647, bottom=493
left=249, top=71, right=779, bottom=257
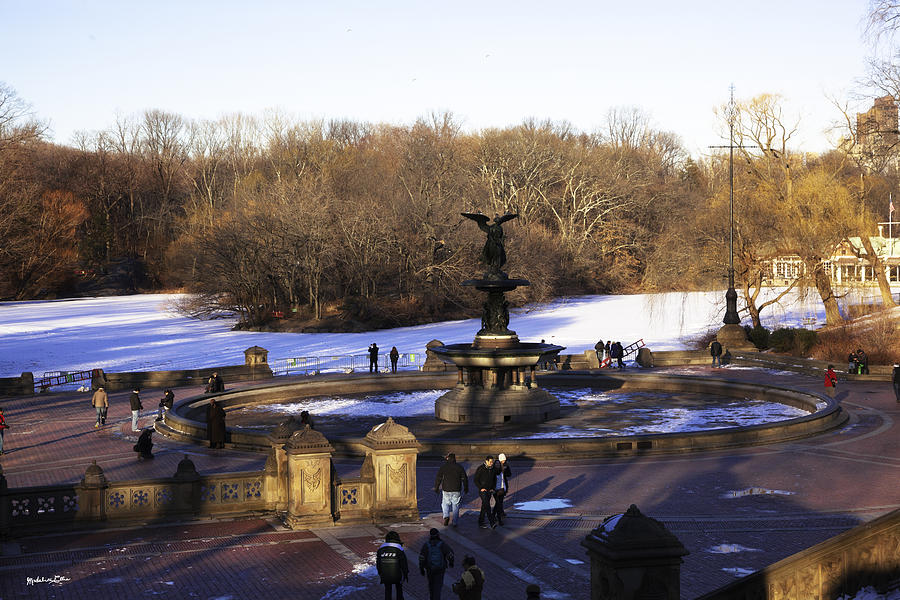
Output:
left=706, top=544, right=762, bottom=554
left=0, top=286, right=890, bottom=377
left=722, top=567, right=757, bottom=577
left=838, top=586, right=900, bottom=600
left=722, top=488, right=796, bottom=499
left=513, top=498, right=573, bottom=511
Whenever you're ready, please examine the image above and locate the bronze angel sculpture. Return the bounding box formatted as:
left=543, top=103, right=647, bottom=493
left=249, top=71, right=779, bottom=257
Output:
left=462, top=212, right=518, bottom=278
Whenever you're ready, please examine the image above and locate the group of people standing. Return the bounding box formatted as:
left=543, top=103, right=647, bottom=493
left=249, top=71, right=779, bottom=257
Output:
left=433, top=452, right=512, bottom=530
left=369, top=343, right=403, bottom=374
left=594, top=340, right=626, bottom=369
left=848, top=349, right=870, bottom=375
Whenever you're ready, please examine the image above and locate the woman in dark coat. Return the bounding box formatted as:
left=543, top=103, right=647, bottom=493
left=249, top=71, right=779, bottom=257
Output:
left=207, top=398, right=226, bottom=449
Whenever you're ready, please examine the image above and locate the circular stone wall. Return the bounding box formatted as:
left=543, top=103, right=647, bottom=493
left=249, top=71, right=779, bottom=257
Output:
left=158, top=371, right=848, bottom=459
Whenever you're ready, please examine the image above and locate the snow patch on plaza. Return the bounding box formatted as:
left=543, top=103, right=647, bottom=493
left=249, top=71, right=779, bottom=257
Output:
left=723, top=488, right=796, bottom=499
left=837, top=586, right=900, bottom=600
left=722, top=567, right=756, bottom=577
left=513, top=498, right=573, bottom=511
left=706, top=544, right=762, bottom=554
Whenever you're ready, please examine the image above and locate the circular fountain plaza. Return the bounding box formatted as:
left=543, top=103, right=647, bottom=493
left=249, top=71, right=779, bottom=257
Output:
left=161, top=368, right=847, bottom=458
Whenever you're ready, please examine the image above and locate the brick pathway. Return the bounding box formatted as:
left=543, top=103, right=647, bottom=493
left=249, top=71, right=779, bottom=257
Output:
left=0, top=368, right=897, bottom=599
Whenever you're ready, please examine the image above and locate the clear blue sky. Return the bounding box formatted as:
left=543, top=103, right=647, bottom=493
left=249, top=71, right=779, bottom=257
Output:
left=0, top=0, right=874, bottom=156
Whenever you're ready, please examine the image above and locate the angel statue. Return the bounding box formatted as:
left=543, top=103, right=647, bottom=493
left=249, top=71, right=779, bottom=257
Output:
left=462, top=212, right=518, bottom=278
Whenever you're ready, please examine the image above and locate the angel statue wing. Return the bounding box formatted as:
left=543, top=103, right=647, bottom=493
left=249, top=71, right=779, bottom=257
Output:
left=494, top=212, right=518, bottom=225
left=461, top=212, right=490, bottom=227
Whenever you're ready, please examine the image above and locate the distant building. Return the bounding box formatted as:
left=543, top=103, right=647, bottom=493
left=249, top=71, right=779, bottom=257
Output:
left=856, top=96, right=899, bottom=158
left=768, top=232, right=900, bottom=287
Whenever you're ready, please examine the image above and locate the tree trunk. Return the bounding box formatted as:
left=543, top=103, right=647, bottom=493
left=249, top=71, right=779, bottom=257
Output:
left=808, top=259, right=843, bottom=325
left=860, top=236, right=897, bottom=307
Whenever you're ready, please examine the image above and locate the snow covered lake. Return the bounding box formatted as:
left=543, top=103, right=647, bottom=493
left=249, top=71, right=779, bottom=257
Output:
left=0, top=287, right=844, bottom=378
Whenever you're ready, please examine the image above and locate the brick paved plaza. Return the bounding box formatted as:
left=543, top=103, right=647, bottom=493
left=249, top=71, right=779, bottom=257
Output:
left=0, top=367, right=897, bottom=599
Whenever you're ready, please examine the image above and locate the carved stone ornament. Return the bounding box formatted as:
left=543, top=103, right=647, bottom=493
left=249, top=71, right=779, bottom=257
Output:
left=583, top=504, right=688, bottom=562
left=364, top=417, right=418, bottom=448
left=82, top=460, right=108, bottom=487
left=174, top=455, right=199, bottom=481
left=304, top=467, right=322, bottom=492
left=270, top=416, right=303, bottom=441
left=285, top=425, right=334, bottom=454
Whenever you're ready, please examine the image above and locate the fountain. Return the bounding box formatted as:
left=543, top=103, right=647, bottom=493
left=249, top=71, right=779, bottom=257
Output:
left=431, top=212, right=564, bottom=424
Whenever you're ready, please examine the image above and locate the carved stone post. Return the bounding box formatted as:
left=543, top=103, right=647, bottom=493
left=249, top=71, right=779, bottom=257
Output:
left=284, top=426, right=335, bottom=529
left=362, top=418, right=420, bottom=522
left=268, top=417, right=302, bottom=512
left=172, top=455, right=200, bottom=515
left=75, top=461, right=108, bottom=522
left=581, top=504, right=688, bottom=600
left=423, top=339, right=448, bottom=372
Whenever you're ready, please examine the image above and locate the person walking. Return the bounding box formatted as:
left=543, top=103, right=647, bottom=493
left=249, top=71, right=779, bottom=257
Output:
left=594, top=339, right=605, bottom=367
left=377, top=530, right=409, bottom=600
left=369, top=343, right=380, bottom=373
left=604, top=340, right=611, bottom=360
left=92, top=386, right=108, bottom=427
left=419, top=528, right=454, bottom=600
left=492, top=453, right=512, bottom=526
left=129, top=387, right=142, bottom=432
left=709, top=339, right=723, bottom=368
left=390, top=346, right=400, bottom=374
left=434, top=452, right=468, bottom=527
left=474, top=456, right=496, bottom=529
left=892, top=364, right=900, bottom=403
left=824, top=365, right=837, bottom=399
left=207, top=398, right=226, bottom=448
left=451, top=555, right=485, bottom=600
left=0, top=406, right=8, bottom=455
left=157, top=389, right=174, bottom=421
left=856, top=349, right=869, bottom=375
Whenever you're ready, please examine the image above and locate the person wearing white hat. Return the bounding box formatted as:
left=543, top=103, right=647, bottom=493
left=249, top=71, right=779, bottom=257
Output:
left=492, top=452, right=512, bottom=526
left=892, top=364, right=900, bottom=403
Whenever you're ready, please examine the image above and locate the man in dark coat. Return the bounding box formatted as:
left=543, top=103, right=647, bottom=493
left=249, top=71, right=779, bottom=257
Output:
left=856, top=349, right=869, bottom=374
left=594, top=340, right=604, bottom=367
left=434, top=452, right=468, bottom=527
left=207, top=398, right=226, bottom=448
left=710, top=339, right=723, bottom=368
left=474, top=456, right=496, bottom=529
left=377, top=530, right=409, bottom=600
left=613, top=342, right=625, bottom=369
left=418, top=528, right=454, bottom=600
left=129, top=388, right=142, bottom=432
left=491, top=453, right=512, bottom=526
left=369, top=343, right=380, bottom=373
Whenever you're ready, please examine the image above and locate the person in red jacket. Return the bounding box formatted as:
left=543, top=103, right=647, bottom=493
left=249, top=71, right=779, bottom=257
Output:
left=0, top=406, right=8, bottom=455
left=824, top=365, right=837, bottom=399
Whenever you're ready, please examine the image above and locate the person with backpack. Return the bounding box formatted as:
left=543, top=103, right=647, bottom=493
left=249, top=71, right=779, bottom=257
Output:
left=377, top=530, right=409, bottom=600
left=451, top=555, right=485, bottom=600
left=434, top=452, right=468, bottom=527
left=419, top=528, right=454, bottom=600
left=709, top=339, right=723, bottom=368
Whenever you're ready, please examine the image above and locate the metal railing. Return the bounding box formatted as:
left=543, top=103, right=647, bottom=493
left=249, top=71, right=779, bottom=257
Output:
left=272, top=352, right=425, bottom=376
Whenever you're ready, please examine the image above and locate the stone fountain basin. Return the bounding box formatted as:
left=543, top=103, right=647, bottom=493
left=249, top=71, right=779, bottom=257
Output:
left=430, top=342, right=564, bottom=367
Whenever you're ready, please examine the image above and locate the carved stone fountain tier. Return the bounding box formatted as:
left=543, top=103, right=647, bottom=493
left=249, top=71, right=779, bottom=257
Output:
left=432, top=212, right=564, bottom=424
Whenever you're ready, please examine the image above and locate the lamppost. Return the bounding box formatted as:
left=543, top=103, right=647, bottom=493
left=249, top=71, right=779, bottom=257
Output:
left=710, top=86, right=751, bottom=349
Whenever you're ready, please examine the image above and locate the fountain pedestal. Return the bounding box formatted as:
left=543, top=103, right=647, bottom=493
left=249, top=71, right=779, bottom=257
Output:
left=432, top=276, right=564, bottom=424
